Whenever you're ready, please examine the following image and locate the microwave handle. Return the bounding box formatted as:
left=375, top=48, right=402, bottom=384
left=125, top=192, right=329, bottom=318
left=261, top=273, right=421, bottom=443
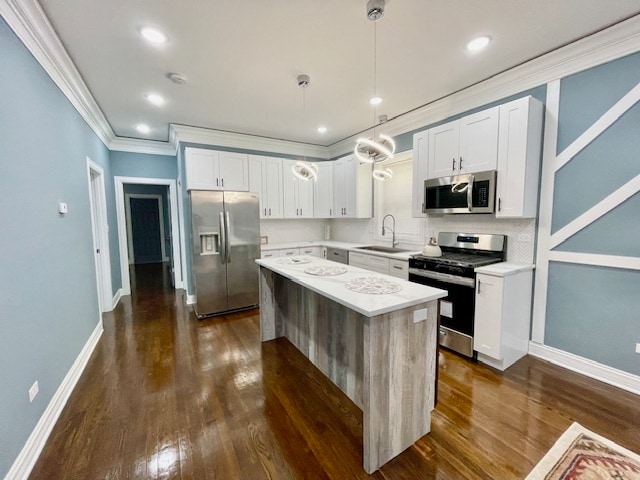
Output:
left=467, top=174, right=475, bottom=211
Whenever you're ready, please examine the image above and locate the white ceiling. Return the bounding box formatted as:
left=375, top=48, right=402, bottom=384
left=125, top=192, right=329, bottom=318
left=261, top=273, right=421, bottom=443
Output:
left=37, top=0, right=640, bottom=146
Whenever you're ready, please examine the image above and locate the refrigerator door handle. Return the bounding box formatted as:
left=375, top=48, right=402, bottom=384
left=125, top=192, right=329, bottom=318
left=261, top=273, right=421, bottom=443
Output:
left=225, top=211, right=231, bottom=264
left=219, top=211, right=226, bottom=264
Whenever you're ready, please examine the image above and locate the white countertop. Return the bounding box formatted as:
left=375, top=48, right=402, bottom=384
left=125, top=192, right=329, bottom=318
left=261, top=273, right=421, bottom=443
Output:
left=475, top=262, right=535, bottom=276
left=261, top=240, right=420, bottom=260
left=256, top=256, right=446, bottom=317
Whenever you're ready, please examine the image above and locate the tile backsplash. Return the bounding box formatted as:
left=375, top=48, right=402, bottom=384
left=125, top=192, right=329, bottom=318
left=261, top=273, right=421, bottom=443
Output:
left=260, top=218, right=329, bottom=244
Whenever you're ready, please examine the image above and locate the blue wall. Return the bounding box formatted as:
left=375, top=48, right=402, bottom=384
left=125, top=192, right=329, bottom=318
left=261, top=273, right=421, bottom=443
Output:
left=545, top=52, right=640, bottom=375
left=110, top=150, right=177, bottom=179
left=0, top=18, right=116, bottom=478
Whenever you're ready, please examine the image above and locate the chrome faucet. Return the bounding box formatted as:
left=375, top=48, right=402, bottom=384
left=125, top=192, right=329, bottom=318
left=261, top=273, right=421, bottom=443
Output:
left=381, top=214, right=398, bottom=248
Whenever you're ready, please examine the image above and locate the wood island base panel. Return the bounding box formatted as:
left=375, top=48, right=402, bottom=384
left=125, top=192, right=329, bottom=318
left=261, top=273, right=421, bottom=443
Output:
left=258, top=267, right=439, bottom=473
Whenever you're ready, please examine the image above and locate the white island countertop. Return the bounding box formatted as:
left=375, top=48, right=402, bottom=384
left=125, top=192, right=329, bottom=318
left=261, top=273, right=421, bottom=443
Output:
left=256, top=256, right=447, bottom=317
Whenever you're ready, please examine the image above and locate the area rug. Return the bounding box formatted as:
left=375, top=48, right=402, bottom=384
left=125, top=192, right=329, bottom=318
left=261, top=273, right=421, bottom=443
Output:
left=525, top=422, right=640, bottom=479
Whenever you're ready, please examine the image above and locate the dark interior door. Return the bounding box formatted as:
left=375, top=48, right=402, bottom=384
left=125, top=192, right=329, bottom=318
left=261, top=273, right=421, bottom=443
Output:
left=130, top=197, right=162, bottom=264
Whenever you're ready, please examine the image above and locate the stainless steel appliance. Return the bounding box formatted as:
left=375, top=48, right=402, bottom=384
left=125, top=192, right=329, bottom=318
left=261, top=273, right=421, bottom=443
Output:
left=408, top=232, right=506, bottom=357
left=423, top=170, right=496, bottom=214
left=190, top=190, right=260, bottom=318
left=326, top=247, right=349, bottom=264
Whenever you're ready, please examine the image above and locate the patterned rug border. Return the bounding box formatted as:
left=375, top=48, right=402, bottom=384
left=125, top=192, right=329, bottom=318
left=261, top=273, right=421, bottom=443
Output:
left=525, top=422, right=640, bottom=479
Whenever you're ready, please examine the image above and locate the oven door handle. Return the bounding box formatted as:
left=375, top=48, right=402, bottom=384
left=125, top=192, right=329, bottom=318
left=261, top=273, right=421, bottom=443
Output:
left=408, top=268, right=475, bottom=288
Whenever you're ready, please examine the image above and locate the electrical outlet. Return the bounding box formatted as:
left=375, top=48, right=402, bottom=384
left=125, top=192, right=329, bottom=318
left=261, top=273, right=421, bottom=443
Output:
left=28, top=381, right=39, bottom=403
left=635, top=343, right=640, bottom=354
left=413, top=308, right=428, bottom=323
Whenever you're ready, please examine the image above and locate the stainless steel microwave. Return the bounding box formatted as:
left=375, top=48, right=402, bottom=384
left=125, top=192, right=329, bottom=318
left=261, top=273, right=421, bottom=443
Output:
left=423, top=170, right=496, bottom=214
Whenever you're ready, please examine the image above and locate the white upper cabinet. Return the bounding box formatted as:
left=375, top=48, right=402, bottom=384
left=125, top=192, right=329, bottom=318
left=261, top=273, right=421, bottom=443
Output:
left=282, top=159, right=314, bottom=218
left=313, top=161, right=334, bottom=218
left=428, top=106, right=499, bottom=178
left=185, top=147, right=249, bottom=191
left=248, top=155, right=283, bottom=219
left=412, top=130, right=429, bottom=217
left=496, top=96, right=544, bottom=218
left=332, top=155, right=372, bottom=218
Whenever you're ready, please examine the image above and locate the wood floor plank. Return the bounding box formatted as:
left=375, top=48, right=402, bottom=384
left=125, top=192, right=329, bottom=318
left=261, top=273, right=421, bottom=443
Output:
left=28, top=263, right=640, bottom=479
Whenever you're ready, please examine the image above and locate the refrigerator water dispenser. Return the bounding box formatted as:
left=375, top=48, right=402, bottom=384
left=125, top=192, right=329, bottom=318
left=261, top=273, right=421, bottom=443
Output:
left=199, top=232, right=220, bottom=255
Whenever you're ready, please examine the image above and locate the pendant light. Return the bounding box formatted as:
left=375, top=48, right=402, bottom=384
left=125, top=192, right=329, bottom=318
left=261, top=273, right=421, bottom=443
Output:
left=354, top=0, right=396, bottom=167
left=292, top=74, right=319, bottom=181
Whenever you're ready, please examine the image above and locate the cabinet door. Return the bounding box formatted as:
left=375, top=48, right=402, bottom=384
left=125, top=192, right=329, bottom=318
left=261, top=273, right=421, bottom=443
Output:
left=218, top=152, right=249, bottom=191
left=296, top=176, right=314, bottom=218
left=343, top=156, right=358, bottom=217
left=282, top=161, right=298, bottom=218
left=313, top=162, right=334, bottom=217
left=333, top=158, right=346, bottom=216
left=264, top=158, right=284, bottom=218
left=459, top=107, right=499, bottom=173
left=496, top=97, right=543, bottom=218
left=474, top=274, right=504, bottom=360
left=412, top=130, right=429, bottom=217
left=428, top=121, right=459, bottom=178
left=185, top=148, right=219, bottom=190
left=248, top=156, right=266, bottom=217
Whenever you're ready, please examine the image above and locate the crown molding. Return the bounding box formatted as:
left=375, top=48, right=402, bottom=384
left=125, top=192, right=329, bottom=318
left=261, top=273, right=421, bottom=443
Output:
left=110, top=137, right=176, bottom=156
left=3, top=0, right=639, bottom=160
left=328, top=14, right=640, bottom=158
left=169, top=124, right=328, bottom=159
left=0, top=0, right=115, bottom=147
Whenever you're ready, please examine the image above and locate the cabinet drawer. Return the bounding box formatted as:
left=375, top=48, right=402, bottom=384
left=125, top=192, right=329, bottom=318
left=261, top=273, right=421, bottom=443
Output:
left=261, top=251, right=279, bottom=258
left=300, top=246, right=323, bottom=257
left=367, top=255, right=390, bottom=271
left=279, top=248, right=300, bottom=257
left=388, top=260, right=408, bottom=280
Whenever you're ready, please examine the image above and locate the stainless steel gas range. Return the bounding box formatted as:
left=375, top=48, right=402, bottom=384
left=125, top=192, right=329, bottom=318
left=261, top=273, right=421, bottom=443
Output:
left=408, top=232, right=506, bottom=358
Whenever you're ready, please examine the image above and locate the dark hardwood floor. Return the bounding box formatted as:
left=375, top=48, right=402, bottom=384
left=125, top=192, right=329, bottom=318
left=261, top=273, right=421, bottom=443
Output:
left=30, top=263, right=640, bottom=479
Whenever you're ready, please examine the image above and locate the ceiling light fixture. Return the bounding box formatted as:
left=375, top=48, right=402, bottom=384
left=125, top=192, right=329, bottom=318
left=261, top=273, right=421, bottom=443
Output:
left=317, top=126, right=327, bottom=134
left=372, top=168, right=393, bottom=181
left=140, top=27, right=167, bottom=44
left=146, top=93, right=165, bottom=106
left=466, top=35, right=491, bottom=52
left=136, top=124, right=150, bottom=134
left=354, top=0, right=396, bottom=168
left=292, top=162, right=318, bottom=182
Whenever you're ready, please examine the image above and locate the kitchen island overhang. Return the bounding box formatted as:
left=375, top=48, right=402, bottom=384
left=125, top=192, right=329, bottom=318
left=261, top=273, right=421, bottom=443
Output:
left=256, top=257, right=447, bottom=473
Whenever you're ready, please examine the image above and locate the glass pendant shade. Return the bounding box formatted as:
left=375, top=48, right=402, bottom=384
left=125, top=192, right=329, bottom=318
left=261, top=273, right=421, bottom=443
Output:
left=354, top=134, right=396, bottom=163
left=292, top=161, right=318, bottom=182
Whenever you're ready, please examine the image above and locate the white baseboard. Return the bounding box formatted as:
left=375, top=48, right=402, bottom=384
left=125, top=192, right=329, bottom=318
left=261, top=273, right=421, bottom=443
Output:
left=186, top=294, right=196, bottom=305
left=5, top=321, right=104, bottom=480
left=528, top=341, right=640, bottom=396
left=112, top=288, right=122, bottom=309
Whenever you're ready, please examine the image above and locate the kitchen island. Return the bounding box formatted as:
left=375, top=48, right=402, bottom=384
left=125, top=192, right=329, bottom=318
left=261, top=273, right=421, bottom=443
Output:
left=256, top=256, right=447, bottom=473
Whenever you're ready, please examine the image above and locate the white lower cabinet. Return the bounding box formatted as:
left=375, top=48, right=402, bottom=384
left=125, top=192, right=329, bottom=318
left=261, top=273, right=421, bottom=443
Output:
left=349, top=252, right=408, bottom=279
left=473, top=264, right=534, bottom=371
left=262, top=246, right=325, bottom=259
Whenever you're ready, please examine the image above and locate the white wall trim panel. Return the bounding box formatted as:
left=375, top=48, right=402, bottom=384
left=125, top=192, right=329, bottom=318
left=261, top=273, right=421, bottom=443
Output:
left=4, top=321, right=103, bottom=480
left=548, top=251, right=640, bottom=271
left=531, top=80, right=561, bottom=344
left=170, top=124, right=328, bottom=159
left=550, top=174, right=640, bottom=248
left=555, top=81, right=640, bottom=170
left=109, top=137, right=176, bottom=156
left=528, top=341, right=640, bottom=396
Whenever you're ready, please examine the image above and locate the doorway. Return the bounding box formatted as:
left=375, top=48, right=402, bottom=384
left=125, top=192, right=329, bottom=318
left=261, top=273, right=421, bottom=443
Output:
left=87, top=158, right=113, bottom=312
left=114, top=176, right=183, bottom=296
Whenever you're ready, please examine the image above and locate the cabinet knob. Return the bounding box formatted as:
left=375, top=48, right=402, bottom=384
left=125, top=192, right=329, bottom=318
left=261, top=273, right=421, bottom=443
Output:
left=452, top=158, right=456, bottom=171
left=477, top=279, right=482, bottom=294
left=221, top=178, right=224, bottom=187
left=498, top=198, right=502, bottom=212
left=459, top=156, right=463, bottom=169
left=269, top=208, right=271, bottom=215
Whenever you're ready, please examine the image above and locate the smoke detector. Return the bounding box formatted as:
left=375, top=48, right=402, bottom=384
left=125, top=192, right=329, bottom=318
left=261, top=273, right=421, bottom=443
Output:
left=297, top=74, right=310, bottom=88
left=366, top=0, right=385, bottom=21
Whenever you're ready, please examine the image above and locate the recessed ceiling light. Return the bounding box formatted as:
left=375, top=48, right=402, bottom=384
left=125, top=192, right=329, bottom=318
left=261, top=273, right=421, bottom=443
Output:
left=136, top=124, right=151, bottom=134
left=369, top=96, right=383, bottom=106
left=317, top=126, right=327, bottom=134
left=466, top=36, right=491, bottom=52
left=140, top=27, right=167, bottom=44
left=146, top=93, right=165, bottom=106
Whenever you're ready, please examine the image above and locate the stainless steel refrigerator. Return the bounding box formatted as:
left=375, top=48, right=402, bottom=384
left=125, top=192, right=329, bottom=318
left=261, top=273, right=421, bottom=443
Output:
left=189, top=190, right=260, bottom=318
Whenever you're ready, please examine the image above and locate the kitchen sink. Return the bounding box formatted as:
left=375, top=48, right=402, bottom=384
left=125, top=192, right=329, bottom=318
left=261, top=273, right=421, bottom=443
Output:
left=355, top=245, right=412, bottom=254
